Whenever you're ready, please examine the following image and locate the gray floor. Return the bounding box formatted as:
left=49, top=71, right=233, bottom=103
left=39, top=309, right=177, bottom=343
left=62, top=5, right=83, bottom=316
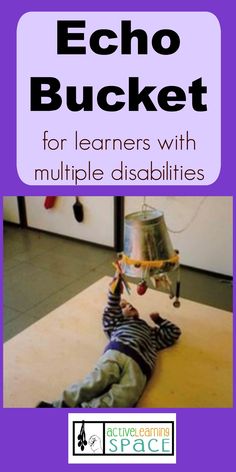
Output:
left=4, top=224, right=232, bottom=342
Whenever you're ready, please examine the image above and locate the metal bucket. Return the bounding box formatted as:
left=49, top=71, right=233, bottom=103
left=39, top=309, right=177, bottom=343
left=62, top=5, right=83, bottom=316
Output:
left=123, top=209, right=178, bottom=277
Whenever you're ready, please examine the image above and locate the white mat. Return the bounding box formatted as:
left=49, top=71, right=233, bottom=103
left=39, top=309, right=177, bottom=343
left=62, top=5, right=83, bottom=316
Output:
left=4, top=276, right=232, bottom=408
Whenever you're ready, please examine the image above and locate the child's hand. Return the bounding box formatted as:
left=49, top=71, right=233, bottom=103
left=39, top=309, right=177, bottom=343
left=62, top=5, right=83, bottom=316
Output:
left=116, top=277, right=124, bottom=294
left=149, top=312, right=160, bottom=323
left=109, top=274, right=124, bottom=294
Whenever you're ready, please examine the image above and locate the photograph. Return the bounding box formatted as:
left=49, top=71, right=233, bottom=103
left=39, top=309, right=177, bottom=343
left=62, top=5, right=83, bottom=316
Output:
left=3, top=196, right=233, bottom=409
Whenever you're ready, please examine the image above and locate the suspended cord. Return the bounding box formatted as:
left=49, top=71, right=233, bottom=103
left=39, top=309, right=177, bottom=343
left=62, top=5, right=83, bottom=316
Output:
left=167, top=197, right=207, bottom=234
left=141, top=196, right=157, bottom=215
left=140, top=196, right=207, bottom=234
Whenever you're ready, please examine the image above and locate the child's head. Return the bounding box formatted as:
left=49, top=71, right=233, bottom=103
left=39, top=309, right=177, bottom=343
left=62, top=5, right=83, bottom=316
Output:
left=120, top=299, right=139, bottom=319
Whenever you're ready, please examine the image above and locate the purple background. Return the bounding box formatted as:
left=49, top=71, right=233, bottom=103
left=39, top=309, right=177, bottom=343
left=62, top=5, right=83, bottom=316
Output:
left=1, top=0, right=235, bottom=471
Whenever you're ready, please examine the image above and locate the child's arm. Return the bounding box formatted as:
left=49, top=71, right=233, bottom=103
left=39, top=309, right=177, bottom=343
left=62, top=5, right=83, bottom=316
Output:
left=103, top=279, right=124, bottom=338
left=150, top=313, right=182, bottom=349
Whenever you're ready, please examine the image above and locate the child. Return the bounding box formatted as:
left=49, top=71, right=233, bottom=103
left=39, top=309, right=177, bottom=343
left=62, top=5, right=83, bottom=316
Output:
left=37, top=277, right=181, bottom=408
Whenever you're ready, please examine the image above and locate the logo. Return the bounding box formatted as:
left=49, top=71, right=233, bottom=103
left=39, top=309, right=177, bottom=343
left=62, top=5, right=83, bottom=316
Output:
left=68, top=413, right=176, bottom=464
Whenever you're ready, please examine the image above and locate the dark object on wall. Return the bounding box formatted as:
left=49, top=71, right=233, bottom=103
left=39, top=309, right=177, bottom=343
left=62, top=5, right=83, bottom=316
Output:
left=44, top=197, right=57, bottom=209
left=73, top=197, right=84, bottom=222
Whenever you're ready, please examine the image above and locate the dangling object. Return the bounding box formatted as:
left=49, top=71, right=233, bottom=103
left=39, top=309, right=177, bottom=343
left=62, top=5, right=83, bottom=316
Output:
left=44, top=196, right=57, bottom=209
left=137, top=280, right=148, bottom=295
left=122, top=209, right=179, bottom=278
left=73, top=197, right=84, bottom=222
left=110, top=260, right=131, bottom=295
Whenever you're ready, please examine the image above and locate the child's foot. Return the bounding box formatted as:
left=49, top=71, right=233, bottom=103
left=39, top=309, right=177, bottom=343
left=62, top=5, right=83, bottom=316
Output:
left=36, top=401, right=54, bottom=408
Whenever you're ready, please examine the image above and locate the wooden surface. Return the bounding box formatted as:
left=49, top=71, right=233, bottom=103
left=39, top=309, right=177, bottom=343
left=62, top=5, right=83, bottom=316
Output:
left=4, top=277, right=233, bottom=408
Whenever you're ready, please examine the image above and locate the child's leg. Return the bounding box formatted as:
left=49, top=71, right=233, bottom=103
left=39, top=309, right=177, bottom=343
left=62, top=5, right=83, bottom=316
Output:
left=53, top=350, right=121, bottom=407
left=82, top=354, right=147, bottom=408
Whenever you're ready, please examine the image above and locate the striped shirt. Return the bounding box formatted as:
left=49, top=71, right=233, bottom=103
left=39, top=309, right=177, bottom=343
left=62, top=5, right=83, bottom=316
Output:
left=103, top=291, right=181, bottom=379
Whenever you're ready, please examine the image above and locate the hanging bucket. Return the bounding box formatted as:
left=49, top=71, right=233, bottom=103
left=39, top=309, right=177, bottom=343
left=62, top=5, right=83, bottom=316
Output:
left=122, top=209, right=179, bottom=277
